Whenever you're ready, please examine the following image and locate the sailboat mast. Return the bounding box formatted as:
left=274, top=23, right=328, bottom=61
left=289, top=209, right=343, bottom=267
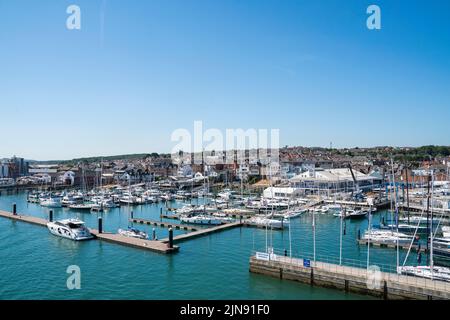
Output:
left=287, top=191, right=292, bottom=258
left=404, top=160, right=410, bottom=224
left=367, top=206, right=371, bottom=269
left=390, top=158, right=399, bottom=269
left=339, top=205, right=343, bottom=265
left=313, top=210, right=316, bottom=262
left=430, top=172, right=434, bottom=274
left=426, top=173, right=431, bottom=265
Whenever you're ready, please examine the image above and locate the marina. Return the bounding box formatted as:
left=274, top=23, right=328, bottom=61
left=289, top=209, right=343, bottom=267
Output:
left=1, top=179, right=449, bottom=300
left=1, top=149, right=450, bottom=300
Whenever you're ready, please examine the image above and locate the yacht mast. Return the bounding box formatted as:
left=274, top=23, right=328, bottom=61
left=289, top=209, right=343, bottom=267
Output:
left=339, top=205, right=344, bottom=265
left=430, top=171, right=434, bottom=277
left=390, top=158, right=399, bottom=269
left=367, top=205, right=373, bottom=269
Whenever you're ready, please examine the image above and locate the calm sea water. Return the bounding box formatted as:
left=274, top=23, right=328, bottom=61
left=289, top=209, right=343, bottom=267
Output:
left=0, top=192, right=420, bottom=300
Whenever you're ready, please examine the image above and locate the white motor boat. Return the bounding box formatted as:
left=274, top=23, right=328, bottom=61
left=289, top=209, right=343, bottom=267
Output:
left=397, top=266, right=450, bottom=282
left=119, top=195, right=139, bottom=205
left=362, top=229, right=415, bottom=245
left=334, top=209, right=367, bottom=219
left=68, top=203, right=95, bottom=210
left=118, top=227, right=148, bottom=239
left=160, top=193, right=173, bottom=201
left=327, top=204, right=341, bottom=211
left=27, top=193, right=40, bottom=203
left=47, top=219, right=94, bottom=241
left=282, top=209, right=306, bottom=219
left=212, top=212, right=235, bottom=222
left=246, top=217, right=289, bottom=229
left=40, top=197, right=63, bottom=208
left=180, top=215, right=223, bottom=225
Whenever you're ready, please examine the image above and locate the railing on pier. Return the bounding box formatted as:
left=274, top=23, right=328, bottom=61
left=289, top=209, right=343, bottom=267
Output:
left=251, top=248, right=450, bottom=293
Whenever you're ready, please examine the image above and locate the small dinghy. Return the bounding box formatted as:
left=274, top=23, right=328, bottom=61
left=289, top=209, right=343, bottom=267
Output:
left=118, top=227, right=148, bottom=239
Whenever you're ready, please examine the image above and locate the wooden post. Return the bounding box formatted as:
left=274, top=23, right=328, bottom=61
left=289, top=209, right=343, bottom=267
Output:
left=168, top=227, right=173, bottom=248
left=98, top=217, right=103, bottom=234
left=160, top=208, right=163, bottom=221
left=49, top=210, right=53, bottom=222
left=13, top=203, right=17, bottom=215
left=383, top=281, right=388, bottom=300
left=131, top=211, right=134, bottom=219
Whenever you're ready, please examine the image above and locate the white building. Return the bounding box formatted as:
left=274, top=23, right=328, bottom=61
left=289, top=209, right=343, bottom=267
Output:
left=290, top=168, right=382, bottom=193
left=263, top=186, right=301, bottom=199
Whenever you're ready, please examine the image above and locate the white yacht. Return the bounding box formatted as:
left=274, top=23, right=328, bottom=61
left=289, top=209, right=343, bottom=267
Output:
left=118, top=227, right=148, bottom=239
left=362, top=229, right=415, bottom=245
left=47, top=219, right=94, bottom=241
left=68, top=202, right=95, bottom=210
left=160, top=193, right=173, bottom=201
left=397, top=266, right=450, bottom=282
left=212, top=212, right=235, bottom=223
left=61, top=196, right=79, bottom=207
left=246, top=216, right=289, bottom=229
left=282, top=209, right=306, bottom=219
left=180, top=215, right=223, bottom=225
left=40, top=197, right=63, bottom=208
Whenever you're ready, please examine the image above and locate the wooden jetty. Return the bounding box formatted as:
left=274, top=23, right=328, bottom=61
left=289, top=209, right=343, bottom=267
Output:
left=0, top=209, right=48, bottom=227
left=92, top=230, right=178, bottom=254
left=161, top=221, right=242, bottom=243
left=131, top=217, right=198, bottom=231
left=0, top=210, right=178, bottom=254
left=250, top=255, right=450, bottom=299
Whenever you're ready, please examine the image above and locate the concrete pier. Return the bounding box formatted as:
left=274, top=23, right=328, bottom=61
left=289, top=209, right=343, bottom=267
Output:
left=249, top=255, right=450, bottom=300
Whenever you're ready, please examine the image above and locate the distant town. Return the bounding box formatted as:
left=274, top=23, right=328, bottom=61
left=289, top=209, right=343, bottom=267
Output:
left=1, top=145, right=449, bottom=193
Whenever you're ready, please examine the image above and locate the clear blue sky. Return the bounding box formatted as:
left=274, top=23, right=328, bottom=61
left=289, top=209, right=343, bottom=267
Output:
left=1, top=0, right=449, bottom=160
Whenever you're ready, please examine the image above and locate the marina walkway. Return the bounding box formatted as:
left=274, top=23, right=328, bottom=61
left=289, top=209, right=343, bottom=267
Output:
left=161, top=221, right=243, bottom=243
left=0, top=210, right=48, bottom=226
left=131, top=217, right=198, bottom=231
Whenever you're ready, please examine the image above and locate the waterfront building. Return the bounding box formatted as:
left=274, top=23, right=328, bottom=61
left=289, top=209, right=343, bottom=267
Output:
left=289, top=167, right=382, bottom=194
left=262, top=186, right=301, bottom=199
left=0, top=156, right=29, bottom=179
left=0, top=161, right=9, bottom=178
